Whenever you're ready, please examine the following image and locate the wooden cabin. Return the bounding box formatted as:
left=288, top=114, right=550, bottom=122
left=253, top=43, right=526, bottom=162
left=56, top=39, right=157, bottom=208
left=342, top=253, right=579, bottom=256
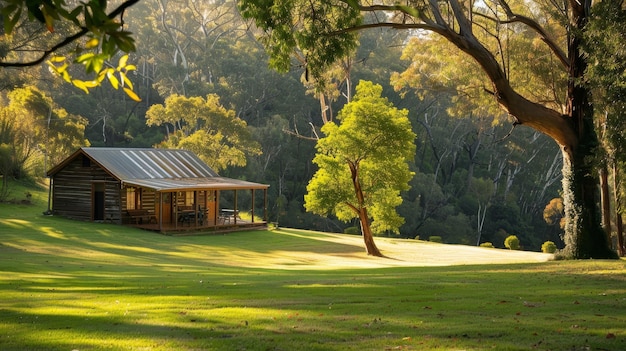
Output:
left=47, top=147, right=269, bottom=233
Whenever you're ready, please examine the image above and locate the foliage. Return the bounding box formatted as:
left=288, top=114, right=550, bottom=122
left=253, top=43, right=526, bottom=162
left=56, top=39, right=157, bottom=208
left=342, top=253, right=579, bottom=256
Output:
left=238, top=0, right=361, bottom=84
left=48, top=54, right=141, bottom=101
left=505, top=235, right=521, bottom=250
left=305, top=81, right=415, bottom=234
left=543, top=197, right=565, bottom=229
left=145, top=94, right=261, bottom=171
left=343, top=226, right=359, bottom=235
left=542, top=241, right=557, bottom=254
left=0, top=86, right=89, bottom=178
left=416, top=214, right=474, bottom=245
left=480, top=242, right=495, bottom=248
left=429, top=236, right=443, bottom=243
left=0, top=143, right=12, bottom=201
left=583, top=0, right=626, bottom=161
left=1, top=0, right=141, bottom=100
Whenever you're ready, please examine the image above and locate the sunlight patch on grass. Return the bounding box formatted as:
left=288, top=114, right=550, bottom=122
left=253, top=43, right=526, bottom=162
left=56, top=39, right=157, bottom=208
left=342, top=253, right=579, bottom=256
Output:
left=0, top=218, right=30, bottom=228
left=39, top=226, right=69, bottom=240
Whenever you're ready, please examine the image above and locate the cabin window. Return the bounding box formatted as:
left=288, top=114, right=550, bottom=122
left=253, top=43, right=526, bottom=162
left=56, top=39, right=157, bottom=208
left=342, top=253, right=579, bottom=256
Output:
left=127, top=188, right=141, bottom=210
left=185, top=191, right=194, bottom=206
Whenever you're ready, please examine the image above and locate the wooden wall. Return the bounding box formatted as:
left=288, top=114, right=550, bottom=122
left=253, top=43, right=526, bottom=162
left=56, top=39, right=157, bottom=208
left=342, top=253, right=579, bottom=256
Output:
left=51, top=155, right=122, bottom=223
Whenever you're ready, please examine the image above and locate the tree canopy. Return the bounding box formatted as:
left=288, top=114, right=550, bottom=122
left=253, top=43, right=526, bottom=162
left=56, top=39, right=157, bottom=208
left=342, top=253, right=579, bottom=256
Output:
left=145, top=94, right=261, bottom=171
left=0, top=86, right=89, bottom=178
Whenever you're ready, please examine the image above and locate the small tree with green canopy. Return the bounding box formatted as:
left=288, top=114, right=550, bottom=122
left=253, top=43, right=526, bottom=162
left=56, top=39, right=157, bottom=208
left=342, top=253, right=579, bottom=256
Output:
left=145, top=94, right=261, bottom=171
left=304, top=81, right=416, bottom=256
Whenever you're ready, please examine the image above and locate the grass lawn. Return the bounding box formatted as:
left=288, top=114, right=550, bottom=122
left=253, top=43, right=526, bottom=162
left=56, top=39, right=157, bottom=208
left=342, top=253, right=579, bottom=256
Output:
left=1, top=181, right=625, bottom=350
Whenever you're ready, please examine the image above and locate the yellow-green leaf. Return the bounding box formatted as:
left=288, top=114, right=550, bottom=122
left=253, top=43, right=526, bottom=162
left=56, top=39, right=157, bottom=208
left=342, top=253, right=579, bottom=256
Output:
left=61, top=70, right=71, bottom=83
left=83, top=80, right=99, bottom=88
left=120, top=71, right=134, bottom=90
left=117, top=54, right=129, bottom=70
left=76, top=53, right=95, bottom=63
left=56, top=63, right=68, bottom=74
left=49, top=56, right=66, bottom=63
left=46, top=61, right=59, bottom=74
left=42, top=9, right=55, bottom=32
left=123, top=87, right=142, bottom=102
left=85, top=38, right=99, bottom=49
left=97, top=70, right=108, bottom=83
left=72, top=79, right=90, bottom=94
left=107, top=70, right=120, bottom=89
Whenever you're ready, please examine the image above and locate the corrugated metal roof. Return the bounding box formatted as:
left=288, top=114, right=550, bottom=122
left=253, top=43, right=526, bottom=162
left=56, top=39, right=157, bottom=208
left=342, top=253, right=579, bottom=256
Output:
left=81, top=147, right=219, bottom=179
left=49, top=147, right=268, bottom=191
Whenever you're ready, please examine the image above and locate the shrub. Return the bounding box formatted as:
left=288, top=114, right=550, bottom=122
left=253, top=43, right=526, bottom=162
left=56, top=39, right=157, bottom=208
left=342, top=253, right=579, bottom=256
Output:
left=480, top=242, right=494, bottom=248
left=504, top=235, right=520, bottom=250
left=541, top=241, right=557, bottom=253
left=344, top=226, right=360, bottom=235
left=429, top=236, right=443, bottom=243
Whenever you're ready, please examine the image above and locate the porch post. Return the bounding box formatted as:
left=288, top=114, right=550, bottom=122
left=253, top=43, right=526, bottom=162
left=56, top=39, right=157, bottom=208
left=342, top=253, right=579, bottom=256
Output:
left=158, top=192, right=163, bottom=232
left=194, top=190, right=198, bottom=227
left=251, top=189, right=255, bottom=223
left=234, top=189, right=238, bottom=225
left=174, top=192, right=178, bottom=229
left=203, top=190, right=208, bottom=228
left=264, top=188, right=268, bottom=222
left=215, top=190, right=220, bottom=227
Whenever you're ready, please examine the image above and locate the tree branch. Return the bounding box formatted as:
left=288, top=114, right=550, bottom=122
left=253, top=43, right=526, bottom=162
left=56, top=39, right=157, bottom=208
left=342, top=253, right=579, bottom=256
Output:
left=0, top=0, right=141, bottom=68
left=495, top=0, right=569, bottom=70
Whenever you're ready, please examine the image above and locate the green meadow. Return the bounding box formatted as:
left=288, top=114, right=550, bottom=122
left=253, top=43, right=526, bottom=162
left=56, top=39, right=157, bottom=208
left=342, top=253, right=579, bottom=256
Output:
left=1, top=182, right=625, bottom=350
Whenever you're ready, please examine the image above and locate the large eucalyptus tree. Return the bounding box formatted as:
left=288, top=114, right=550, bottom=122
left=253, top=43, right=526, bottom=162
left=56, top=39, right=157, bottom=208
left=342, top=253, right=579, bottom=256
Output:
left=238, top=0, right=618, bottom=258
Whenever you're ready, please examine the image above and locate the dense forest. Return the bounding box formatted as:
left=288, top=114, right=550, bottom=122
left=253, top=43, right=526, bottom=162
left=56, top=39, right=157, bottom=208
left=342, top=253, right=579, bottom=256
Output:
left=1, top=0, right=577, bottom=251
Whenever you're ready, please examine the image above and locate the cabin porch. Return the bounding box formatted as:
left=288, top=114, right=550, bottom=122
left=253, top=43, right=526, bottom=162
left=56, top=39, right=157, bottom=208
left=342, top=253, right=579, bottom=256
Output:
left=121, top=186, right=268, bottom=234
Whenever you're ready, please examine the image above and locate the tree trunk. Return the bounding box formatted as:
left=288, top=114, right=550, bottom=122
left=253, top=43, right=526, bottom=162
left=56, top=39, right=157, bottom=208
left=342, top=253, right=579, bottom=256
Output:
left=349, top=162, right=383, bottom=257
left=599, top=165, right=612, bottom=240
left=359, top=207, right=383, bottom=257
left=560, top=144, right=615, bottom=258
left=556, top=0, right=616, bottom=259
left=613, top=163, right=625, bottom=256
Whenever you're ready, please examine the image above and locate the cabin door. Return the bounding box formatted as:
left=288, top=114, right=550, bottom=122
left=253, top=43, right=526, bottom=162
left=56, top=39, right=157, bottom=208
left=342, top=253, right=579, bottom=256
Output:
left=161, top=192, right=172, bottom=224
left=92, top=183, right=105, bottom=221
